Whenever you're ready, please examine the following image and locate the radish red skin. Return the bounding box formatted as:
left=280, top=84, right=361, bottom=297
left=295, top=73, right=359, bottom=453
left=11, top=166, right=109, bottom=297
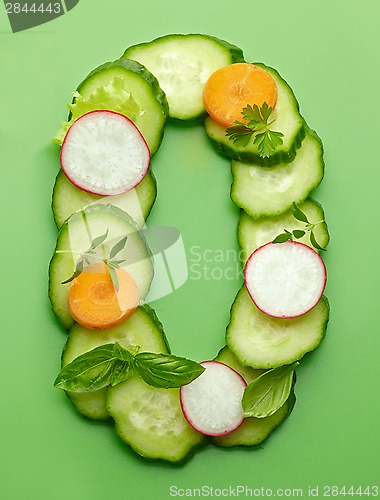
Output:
left=244, top=241, right=327, bottom=319
left=60, top=110, right=150, bottom=196
left=180, top=361, right=247, bottom=437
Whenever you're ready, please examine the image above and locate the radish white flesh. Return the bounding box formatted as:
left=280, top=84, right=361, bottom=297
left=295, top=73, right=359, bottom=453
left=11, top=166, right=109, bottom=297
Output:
left=60, top=110, right=150, bottom=196
left=180, top=361, right=246, bottom=437
left=244, top=241, right=326, bottom=318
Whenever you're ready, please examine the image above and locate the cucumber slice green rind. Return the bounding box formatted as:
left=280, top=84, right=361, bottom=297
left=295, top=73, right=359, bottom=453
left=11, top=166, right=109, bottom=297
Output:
left=226, top=287, right=329, bottom=369
left=205, top=63, right=305, bottom=165
left=211, top=347, right=295, bottom=447
left=205, top=35, right=245, bottom=63
left=106, top=375, right=206, bottom=462
left=61, top=305, right=169, bottom=420
left=238, top=198, right=330, bottom=265
left=52, top=169, right=157, bottom=229
left=75, top=58, right=168, bottom=154
left=214, top=346, right=265, bottom=383
left=49, top=204, right=153, bottom=329
left=213, top=391, right=296, bottom=447
left=231, top=130, right=324, bottom=219
left=124, top=34, right=244, bottom=120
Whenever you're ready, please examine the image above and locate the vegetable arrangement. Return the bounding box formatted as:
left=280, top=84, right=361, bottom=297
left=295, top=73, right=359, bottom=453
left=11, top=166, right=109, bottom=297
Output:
left=49, top=33, right=329, bottom=462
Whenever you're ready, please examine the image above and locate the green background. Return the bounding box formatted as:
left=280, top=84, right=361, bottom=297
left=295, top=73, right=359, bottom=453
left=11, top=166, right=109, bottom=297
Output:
left=1, top=0, right=379, bottom=498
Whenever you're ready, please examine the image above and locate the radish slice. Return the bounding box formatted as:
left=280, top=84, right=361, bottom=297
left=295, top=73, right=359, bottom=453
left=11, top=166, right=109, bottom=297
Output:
left=180, top=361, right=246, bottom=436
left=60, top=110, right=150, bottom=196
left=244, top=241, right=327, bottom=318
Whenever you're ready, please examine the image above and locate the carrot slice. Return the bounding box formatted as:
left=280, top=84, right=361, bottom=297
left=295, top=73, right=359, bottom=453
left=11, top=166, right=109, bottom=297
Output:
left=203, top=63, right=278, bottom=128
left=68, top=262, right=138, bottom=330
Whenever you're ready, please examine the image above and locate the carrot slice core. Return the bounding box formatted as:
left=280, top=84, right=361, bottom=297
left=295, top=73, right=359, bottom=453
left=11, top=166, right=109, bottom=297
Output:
left=203, top=63, right=278, bottom=128
left=68, top=262, right=138, bottom=330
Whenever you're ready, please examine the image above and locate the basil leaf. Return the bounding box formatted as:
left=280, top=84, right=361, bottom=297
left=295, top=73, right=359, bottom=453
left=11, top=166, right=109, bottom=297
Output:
left=242, top=362, right=298, bottom=418
left=110, top=235, right=128, bottom=259
left=134, top=353, right=205, bottom=389
left=310, top=230, right=327, bottom=251
left=292, top=203, right=309, bottom=223
left=54, top=344, right=115, bottom=392
left=113, top=342, right=135, bottom=363
left=111, top=359, right=134, bottom=387
left=90, top=229, right=109, bottom=249
left=272, top=232, right=292, bottom=244
left=292, top=229, right=306, bottom=239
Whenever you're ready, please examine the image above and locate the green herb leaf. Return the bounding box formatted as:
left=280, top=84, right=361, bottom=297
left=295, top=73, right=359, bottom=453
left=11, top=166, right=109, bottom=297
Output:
left=242, top=362, right=298, bottom=418
left=272, top=232, right=293, bottom=244
left=113, top=342, right=135, bottom=363
left=110, top=359, right=134, bottom=387
left=54, top=344, right=115, bottom=392
left=310, top=230, right=327, bottom=251
left=226, top=103, right=283, bottom=157
left=107, top=265, right=119, bottom=291
left=292, top=229, right=306, bottom=239
left=109, top=259, right=126, bottom=267
left=259, top=102, right=272, bottom=121
left=254, top=129, right=284, bottom=158
left=241, top=104, right=264, bottom=129
left=134, top=353, right=205, bottom=389
left=292, top=203, right=309, bottom=223
left=54, top=343, right=204, bottom=392
left=90, top=229, right=109, bottom=250
left=110, top=235, right=128, bottom=259
left=225, top=125, right=254, bottom=147
left=61, top=258, right=84, bottom=284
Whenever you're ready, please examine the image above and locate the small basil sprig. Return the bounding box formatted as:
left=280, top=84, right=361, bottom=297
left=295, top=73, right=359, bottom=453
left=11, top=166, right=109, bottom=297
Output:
left=272, top=203, right=327, bottom=251
left=54, top=343, right=205, bottom=392
left=242, top=362, right=298, bottom=418
left=59, top=230, right=129, bottom=290
left=226, top=103, right=284, bottom=157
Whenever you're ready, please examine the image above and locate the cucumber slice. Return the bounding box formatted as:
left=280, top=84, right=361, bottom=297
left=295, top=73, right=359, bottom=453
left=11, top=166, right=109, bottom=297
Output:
left=211, top=347, right=295, bottom=447
left=49, top=204, right=153, bottom=329
left=213, top=392, right=295, bottom=447
left=76, top=59, right=168, bottom=154
left=231, top=130, right=324, bottom=219
left=124, top=34, right=244, bottom=120
left=52, top=169, right=157, bottom=229
left=62, top=305, right=169, bottom=420
left=238, top=198, right=330, bottom=265
left=107, top=375, right=206, bottom=462
left=226, top=286, right=329, bottom=369
left=205, top=63, right=305, bottom=165
left=214, top=346, right=265, bottom=383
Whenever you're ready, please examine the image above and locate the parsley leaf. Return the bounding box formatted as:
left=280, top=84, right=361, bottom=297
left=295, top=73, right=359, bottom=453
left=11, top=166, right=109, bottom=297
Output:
left=225, top=125, right=254, bottom=147
left=226, top=103, right=284, bottom=157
